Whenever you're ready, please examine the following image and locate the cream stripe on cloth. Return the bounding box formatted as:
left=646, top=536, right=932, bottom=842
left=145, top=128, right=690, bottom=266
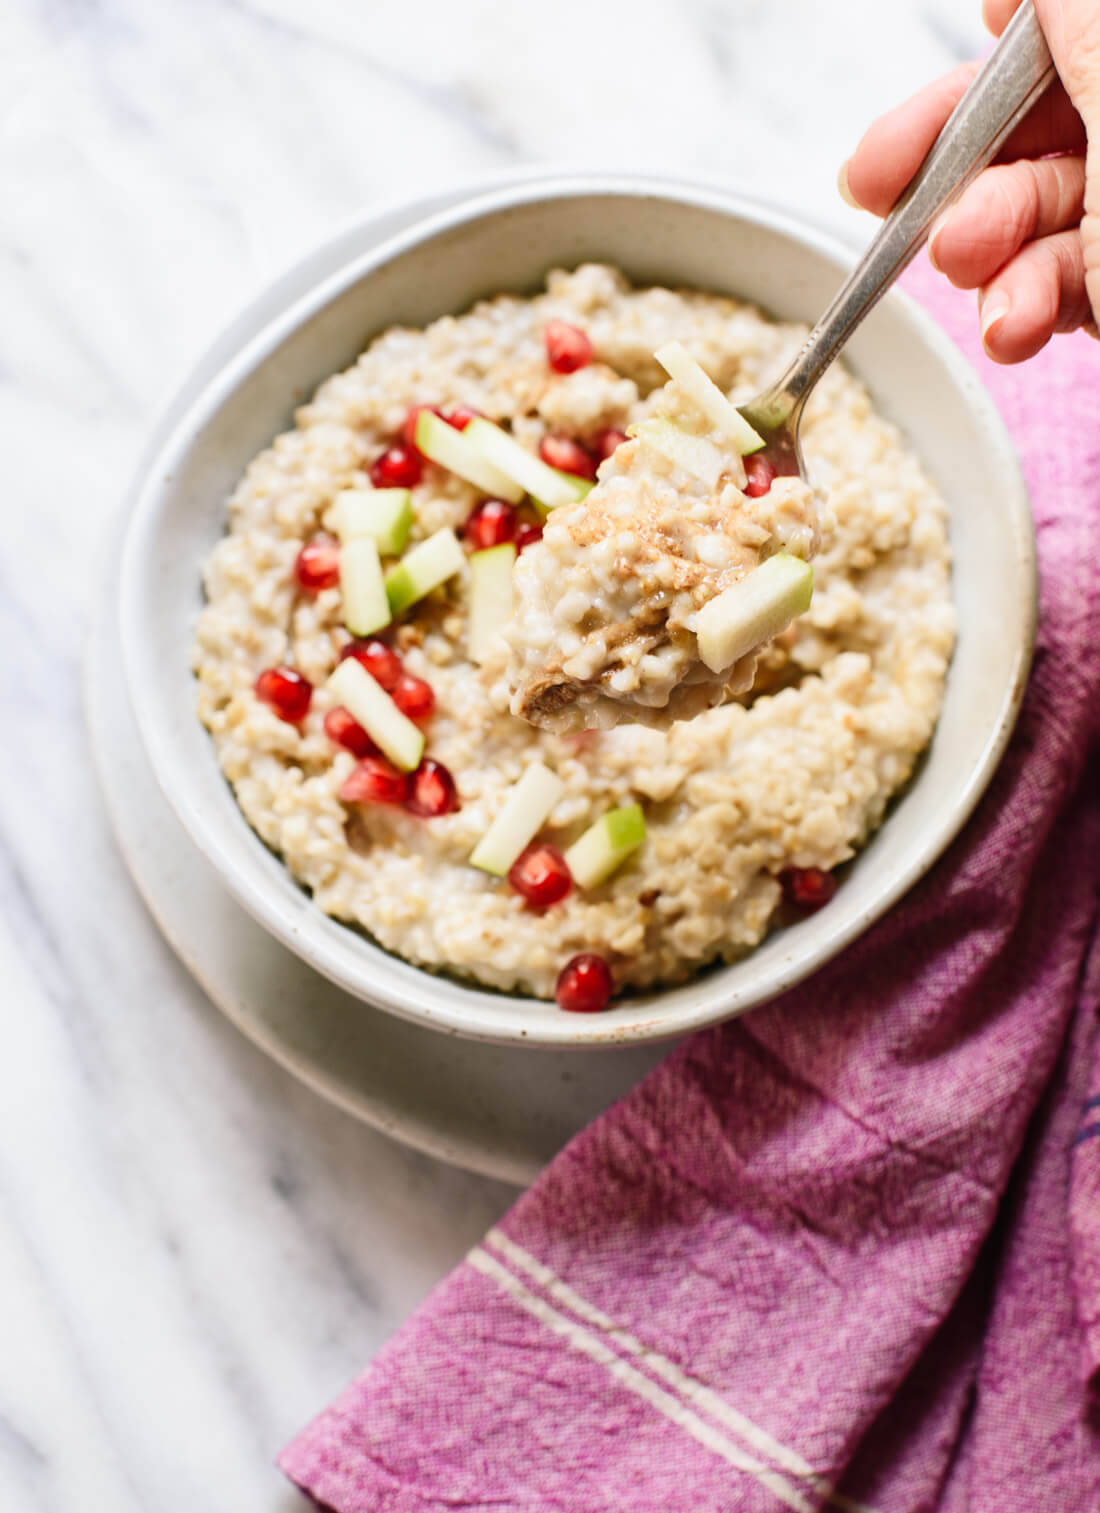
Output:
left=474, top=1229, right=876, bottom=1513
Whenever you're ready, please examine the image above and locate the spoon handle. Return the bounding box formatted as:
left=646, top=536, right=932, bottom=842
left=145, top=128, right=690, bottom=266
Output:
left=758, top=2, right=1055, bottom=427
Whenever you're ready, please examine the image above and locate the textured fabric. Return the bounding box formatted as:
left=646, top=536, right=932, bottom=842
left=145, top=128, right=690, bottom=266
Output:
left=281, top=258, right=1100, bottom=1513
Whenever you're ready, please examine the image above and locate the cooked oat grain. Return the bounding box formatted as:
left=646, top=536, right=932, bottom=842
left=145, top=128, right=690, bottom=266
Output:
left=193, top=265, right=955, bottom=999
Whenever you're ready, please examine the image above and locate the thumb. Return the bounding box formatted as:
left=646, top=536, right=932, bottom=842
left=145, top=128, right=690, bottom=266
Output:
left=1084, top=145, right=1100, bottom=335
left=1034, top=0, right=1100, bottom=328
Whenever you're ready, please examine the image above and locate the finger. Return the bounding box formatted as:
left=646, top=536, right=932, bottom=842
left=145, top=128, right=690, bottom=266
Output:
left=983, top=0, right=1023, bottom=37
left=929, top=155, right=1087, bottom=289
left=979, top=230, right=1093, bottom=362
left=844, top=64, right=977, bottom=216
left=843, top=71, right=1083, bottom=217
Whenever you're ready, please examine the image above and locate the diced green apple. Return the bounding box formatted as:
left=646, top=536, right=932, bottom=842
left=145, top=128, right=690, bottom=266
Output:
left=467, top=543, right=516, bottom=664
left=414, top=410, right=524, bottom=502
left=530, top=470, right=594, bottom=520
left=463, top=419, right=581, bottom=511
left=564, top=804, right=647, bottom=889
left=654, top=340, right=765, bottom=454
left=339, top=537, right=391, bottom=637
left=384, top=528, right=465, bottom=616
left=333, top=488, right=413, bottom=555
left=633, top=418, right=725, bottom=488
left=327, top=658, right=424, bottom=772
left=695, top=553, right=814, bottom=674
left=469, top=763, right=565, bottom=876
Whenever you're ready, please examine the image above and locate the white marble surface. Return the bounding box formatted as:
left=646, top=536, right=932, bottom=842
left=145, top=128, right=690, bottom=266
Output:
left=1, top=1, right=989, bottom=1506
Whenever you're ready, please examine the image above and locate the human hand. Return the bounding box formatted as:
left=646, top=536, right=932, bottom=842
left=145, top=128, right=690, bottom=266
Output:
left=840, top=0, right=1100, bottom=363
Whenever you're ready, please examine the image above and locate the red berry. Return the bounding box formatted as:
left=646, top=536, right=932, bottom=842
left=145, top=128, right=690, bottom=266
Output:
left=555, top=953, right=614, bottom=1013
left=515, top=523, right=543, bottom=553
left=592, top=427, right=629, bottom=462
left=392, top=673, right=435, bottom=722
left=294, top=536, right=341, bottom=592
left=402, top=404, right=444, bottom=452
left=538, top=435, right=597, bottom=479
left=463, top=498, right=517, bottom=550
left=323, top=706, right=377, bottom=758
left=544, top=319, right=592, bottom=374
left=447, top=404, right=483, bottom=431
left=339, top=638, right=402, bottom=691
left=508, top=844, right=573, bottom=909
left=405, top=758, right=460, bottom=818
left=744, top=454, right=777, bottom=497
left=339, top=755, right=408, bottom=806
left=779, top=866, right=837, bottom=913
left=255, top=666, right=312, bottom=723
left=370, top=444, right=422, bottom=489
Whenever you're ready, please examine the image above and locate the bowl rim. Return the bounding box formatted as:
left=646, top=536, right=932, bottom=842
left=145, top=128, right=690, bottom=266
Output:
left=118, top=170, right=1037, bottom=1049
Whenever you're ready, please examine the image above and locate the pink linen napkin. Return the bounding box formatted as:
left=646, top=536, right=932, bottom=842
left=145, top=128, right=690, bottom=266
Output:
left=281, top=258, right=1100, bottom=1513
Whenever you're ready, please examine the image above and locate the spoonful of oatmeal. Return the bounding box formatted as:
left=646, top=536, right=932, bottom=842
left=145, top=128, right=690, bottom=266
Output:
left=502, top=3, right=1053, bottom=733
left=502, top=344, right=820, bottom=732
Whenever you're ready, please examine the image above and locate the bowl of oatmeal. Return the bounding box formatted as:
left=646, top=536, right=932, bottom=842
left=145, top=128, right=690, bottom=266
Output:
left=118, top=175, right=1035, bottom=1047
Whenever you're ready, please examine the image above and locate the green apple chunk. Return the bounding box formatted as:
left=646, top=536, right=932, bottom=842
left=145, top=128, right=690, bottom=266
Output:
left=414, top=410, right=523, bottom=503
left=463, top=419, right=581, bottom=511
left=327, top=658, right=424, bottom=772
left=469, top=763, right=565, bottom=876
left=333, top=488, right=413, bottom=555
left=384, top=528, right=465, bottom=616
left=530, top=470, right=594, bottom=520
left=654, top=340, right=765, bottom=454
left=564, top=804, right=647, bottom=889
left=339, top=537, right=391, bottom=637
left=467, top=543, right=516, bottom=664
left=695, top=553, right=813, bottom=674
left=633, top=418, right=726, bottom=488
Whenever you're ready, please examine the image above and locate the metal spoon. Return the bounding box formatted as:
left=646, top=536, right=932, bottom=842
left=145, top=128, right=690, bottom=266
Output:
left=739, top=1, right=1055, bottom=476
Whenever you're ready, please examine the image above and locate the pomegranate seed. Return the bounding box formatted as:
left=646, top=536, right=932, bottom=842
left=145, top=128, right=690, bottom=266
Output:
left=508, top=844, right=573, bottom=909
left=515, top=523, right=543, bottom=553
left=544, top=319, right=592, bottom=374
left=555, top=953, right=614, bottom=1013
left=538, top=435, right=597, bottom=479
left=339, top=638, right=402, bottom=691
left=463, top=498, right=517, bottom=550
left=592, top=427, right=629, bottom=462
left=323, top=706, right=377, bottom=758
left=744, top=455, right=777, bottom=497
left=294, top=535, right=341, bottom=592
left=339, top=755, right=408, bottom=806
left=447, top=404, right=483, bottom=431
left=392, top=673, right=435, bottom=722
left=405, top=758, right=460, bottom=818
left=402, top=404, right=445, bottom=452
left=779, top=866, right=837, bottom=913
left=370, top=444, right=422, bottom=489
left=255, top=666, right=312, bottom=723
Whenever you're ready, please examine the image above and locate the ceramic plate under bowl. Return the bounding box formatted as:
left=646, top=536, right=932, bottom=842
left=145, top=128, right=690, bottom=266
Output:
left=118, top=173, right=1036, bottom=1049
left=88, top=544, right=665, bottom=1185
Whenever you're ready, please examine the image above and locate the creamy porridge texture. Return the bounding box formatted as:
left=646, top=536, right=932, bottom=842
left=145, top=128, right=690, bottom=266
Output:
left=193, top=264, right=956, bottom=1004
left=503, top=375, right=823, bottom=733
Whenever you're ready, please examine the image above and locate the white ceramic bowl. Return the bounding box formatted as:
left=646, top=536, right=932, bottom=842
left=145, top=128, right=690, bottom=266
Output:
left=119, top=173, right=1036, bottom=1049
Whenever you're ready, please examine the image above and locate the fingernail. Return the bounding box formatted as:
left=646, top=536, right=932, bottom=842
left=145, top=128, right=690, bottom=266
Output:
left=927, top=214, right=950, bottom=273
left=980, top=291, right=1010, bottom=349
left=837, top=161, right=860, bottom=210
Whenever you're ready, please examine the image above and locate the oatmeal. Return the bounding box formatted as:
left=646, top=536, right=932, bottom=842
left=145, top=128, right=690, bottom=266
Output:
left=193, top=264, right=955, bottom=1004
left=502, top=371, right=823, bottom=733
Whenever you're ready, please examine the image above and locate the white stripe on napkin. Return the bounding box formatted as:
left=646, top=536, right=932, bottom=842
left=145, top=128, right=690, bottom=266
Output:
left=469, top=1244, right=817, bottom=1513
left=475, top=1229, right=876, bottom=1513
